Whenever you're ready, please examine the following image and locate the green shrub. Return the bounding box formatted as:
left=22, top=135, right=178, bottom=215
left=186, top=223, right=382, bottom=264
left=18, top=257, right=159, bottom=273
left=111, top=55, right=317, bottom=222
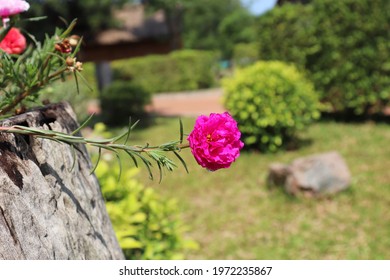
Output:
left=223, top=61, right=320, bottom=152
left=233, top=42, right=260, bottom=67
left=257, top=0, right=390, bottom=115
left=112, top=50, right=218, bottom=93
left=257, top=4, right=316, bottom=70
left=90, top=124, right=198, bottom=260
left=100, top=81, right=151, bottom=126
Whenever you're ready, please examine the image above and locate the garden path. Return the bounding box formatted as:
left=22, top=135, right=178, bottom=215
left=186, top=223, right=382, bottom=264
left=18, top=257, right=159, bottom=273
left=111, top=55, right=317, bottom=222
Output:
left=146, top=88, right=226, bottom=117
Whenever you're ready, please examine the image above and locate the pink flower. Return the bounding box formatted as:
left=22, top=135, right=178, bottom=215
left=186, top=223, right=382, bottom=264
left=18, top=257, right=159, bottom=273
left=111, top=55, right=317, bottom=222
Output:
left=0, top=0, right=30, bottom=18
left=0, top=27, right=26, bottom=54
left=188, top=112, right=244, bottom=171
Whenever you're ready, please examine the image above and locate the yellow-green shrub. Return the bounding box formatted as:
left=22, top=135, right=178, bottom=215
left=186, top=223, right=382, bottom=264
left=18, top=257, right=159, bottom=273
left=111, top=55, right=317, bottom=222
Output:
left=223, top=61, right=320, bottom=152
left=90, top=123, right=198, bottom=259
left=96, top=160, right=198, bottom=260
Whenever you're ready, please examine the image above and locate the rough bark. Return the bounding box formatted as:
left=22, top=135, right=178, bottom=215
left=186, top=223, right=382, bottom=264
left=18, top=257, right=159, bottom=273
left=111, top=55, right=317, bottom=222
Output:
left=0, top=102, right=124, bottom=260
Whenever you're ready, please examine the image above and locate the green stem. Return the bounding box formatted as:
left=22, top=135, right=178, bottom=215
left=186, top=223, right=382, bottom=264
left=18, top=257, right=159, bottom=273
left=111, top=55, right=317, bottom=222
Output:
left=0, top=67, right=67, bottom=115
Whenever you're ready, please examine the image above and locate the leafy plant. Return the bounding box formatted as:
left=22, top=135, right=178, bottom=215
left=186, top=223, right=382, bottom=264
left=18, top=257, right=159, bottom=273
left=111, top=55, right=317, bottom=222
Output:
left=257, top=0, right=390, bottom=115
left=223, top=60, right=320, bottom=152
left=112, top=49, right=218, bottom=93
left=233, top=42, right=259, bottom=67
left=0, top=19, right=85, bottom=117
left=100, top=81, right=151, bottom=126
left=92, top=126, right=198, bottom=260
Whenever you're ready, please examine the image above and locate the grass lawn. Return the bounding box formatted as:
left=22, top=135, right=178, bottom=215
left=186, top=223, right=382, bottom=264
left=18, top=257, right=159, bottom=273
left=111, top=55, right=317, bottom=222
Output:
left=119, top=117, right=390, bottom=259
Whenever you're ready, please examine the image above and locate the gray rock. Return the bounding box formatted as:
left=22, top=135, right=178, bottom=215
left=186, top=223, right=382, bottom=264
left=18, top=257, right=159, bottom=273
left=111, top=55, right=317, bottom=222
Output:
left=267, top=151, right=351, bottom=196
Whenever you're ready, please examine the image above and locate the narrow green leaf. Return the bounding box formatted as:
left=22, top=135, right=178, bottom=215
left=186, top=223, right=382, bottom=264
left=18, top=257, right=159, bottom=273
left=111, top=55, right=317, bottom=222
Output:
left=125, top=150, right=138, bottom=168
left=60, top=18, right=77, bottom=38
left=71, top=36, right=83, bottom=58
left=123, top=117, right=132, bottom=145
left=69, top=144, right=78, bottom=172
left=135, top=153, right=153, bottom=180
left=71, top=113, right=95, bottom=135
left=93, top=144, right=122, bottom=180
left=115, top=151, right=122, bottom=182
left=75, top=70, right=94, bottom=92
left=73, top=71, right=80, bottom=95
left=179, top=118, right=184, bottom=144
left=90, top=147, right=102, bottom=175
left=157, top=161, right=163, bottom=183
left=173, top=151, right=189, bottom=174
left=131, top=119, right=140, bottom=130
left=111, top=131, right=129, bottom=144
left=21, top=16, right=47, bottom=22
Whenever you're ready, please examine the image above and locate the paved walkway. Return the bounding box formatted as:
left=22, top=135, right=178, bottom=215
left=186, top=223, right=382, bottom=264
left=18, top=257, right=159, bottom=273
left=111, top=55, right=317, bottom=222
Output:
left=146, top=88, right=226, bottom=117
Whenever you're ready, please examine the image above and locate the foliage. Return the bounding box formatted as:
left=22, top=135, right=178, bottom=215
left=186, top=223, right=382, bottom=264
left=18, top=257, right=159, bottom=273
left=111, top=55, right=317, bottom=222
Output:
left=92, top=126, right=198, bottom=260
left=100, top=81, right=151, bottom=126
left=146, top=0, right=256, bottom=59
left=182, top=0, right=256, bottom=59
left=24, top=0, right=128, bottom=40
left=223, top=61, right=320, bottom=152
left=0, top=20, right=85, bottom=117
left=112, top=50, right=218, bottom=93
left=133, top=117, right=390, bottom=259
left=256, top=3, right=315, bottom=69
left=257, top=0, right=390, bottom=115
left=38, top=62, right=98, bottom=121
left=233, top=42, right=259, bottom=67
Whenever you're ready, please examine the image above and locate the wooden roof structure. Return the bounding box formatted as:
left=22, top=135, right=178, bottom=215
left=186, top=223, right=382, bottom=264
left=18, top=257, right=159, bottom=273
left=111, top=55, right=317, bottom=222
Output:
left=80, top=4, right=181, bottom=62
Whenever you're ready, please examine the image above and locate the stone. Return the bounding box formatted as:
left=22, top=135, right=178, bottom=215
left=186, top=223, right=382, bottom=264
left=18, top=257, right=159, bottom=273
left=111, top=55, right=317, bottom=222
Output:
left=267, top=151, right=351, bottom=196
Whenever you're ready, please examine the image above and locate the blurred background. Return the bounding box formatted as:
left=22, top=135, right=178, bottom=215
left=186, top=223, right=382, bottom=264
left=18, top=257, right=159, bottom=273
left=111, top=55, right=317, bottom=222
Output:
left=23, top=0, right=390, bottom=259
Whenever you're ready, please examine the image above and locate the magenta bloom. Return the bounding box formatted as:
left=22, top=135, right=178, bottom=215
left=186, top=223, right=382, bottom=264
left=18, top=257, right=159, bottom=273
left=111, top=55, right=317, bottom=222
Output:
left=0, top=0, right=30, bottom=18
left=188, top=112, right=244, bottom=171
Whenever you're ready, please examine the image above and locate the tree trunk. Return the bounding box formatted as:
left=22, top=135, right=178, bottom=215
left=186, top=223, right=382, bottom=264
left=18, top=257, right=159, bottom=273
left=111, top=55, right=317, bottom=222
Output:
left=0, top=102, right=124, bottom=260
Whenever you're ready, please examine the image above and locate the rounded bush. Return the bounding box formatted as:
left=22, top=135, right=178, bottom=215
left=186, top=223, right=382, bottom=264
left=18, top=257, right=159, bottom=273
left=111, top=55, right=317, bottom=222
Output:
left=101, top=81, right=151, bottom=126
left=223, top=61, right=320, bottom=152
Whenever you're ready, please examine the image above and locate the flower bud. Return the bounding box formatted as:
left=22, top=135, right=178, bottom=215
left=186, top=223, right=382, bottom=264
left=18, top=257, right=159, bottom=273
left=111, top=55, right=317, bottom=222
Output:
left=68, top=35, right=80, bottom=47
left=55, top=38, right=72, bottom=53
left=66, top=56, right=75, bottom=67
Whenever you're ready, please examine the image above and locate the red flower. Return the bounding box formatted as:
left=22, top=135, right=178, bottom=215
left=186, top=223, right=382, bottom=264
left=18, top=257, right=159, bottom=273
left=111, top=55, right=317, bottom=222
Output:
left=0, top=27, right=26, bottom=54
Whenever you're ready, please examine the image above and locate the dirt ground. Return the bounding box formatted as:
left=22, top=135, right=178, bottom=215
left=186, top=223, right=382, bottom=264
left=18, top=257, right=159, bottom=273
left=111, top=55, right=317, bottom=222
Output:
left=146, top=88, right=226, bottom=117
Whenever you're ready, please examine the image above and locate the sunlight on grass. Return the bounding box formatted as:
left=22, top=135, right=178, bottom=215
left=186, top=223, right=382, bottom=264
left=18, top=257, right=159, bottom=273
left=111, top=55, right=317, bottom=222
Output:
left=115, top=118, right=390, bottom=259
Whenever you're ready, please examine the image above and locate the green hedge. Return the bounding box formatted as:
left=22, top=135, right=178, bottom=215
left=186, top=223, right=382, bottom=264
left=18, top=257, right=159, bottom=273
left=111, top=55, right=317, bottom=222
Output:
left=257, top=0, right=390, bottom=115
left=112, top=50, right=218, bottom=93
left=223, top=61, right=320, bottom=152
left=100, top=81, right=151, bottom=126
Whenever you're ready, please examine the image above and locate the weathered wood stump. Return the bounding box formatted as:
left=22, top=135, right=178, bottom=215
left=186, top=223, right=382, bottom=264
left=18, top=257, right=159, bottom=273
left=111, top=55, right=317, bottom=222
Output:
left=0, top=102, right=124, bottom=259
